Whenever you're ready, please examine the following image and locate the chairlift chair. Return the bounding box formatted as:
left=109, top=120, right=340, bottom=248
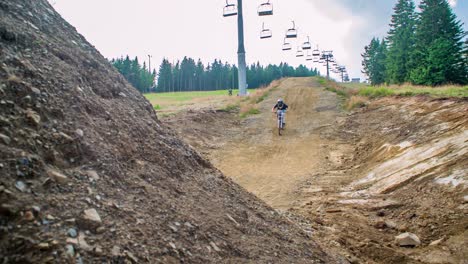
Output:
left=282, top=38, right=292, bottom=51
left=296, top=47, right=304, bottom=57
left=312, top=46, right=320, bottom=57
left=258, top=0, right=273, bottom=16
left=302, top=36, right=312, bottom=50
left=223, top=0, right=237, bottom=17
left=260, top=22, right=272, bottom=39
left=286, top=21, right=298, bottom=38
left=306, top=51, right=313, bottom=61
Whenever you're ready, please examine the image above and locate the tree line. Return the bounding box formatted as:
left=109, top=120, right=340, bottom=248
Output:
left=111, top=56, right=156, bottom=93
left=111, top=56, right=319, bottom=93
left=362, top=0, right=467, bottom=86
left=156, top=57, right=319, bottom=93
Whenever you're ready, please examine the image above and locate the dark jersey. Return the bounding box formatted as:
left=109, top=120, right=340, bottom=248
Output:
left=273, top=102, right=288, bottom=111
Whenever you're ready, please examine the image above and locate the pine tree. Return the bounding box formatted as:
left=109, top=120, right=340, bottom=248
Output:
left=385, top=0, right=416, bottom=84
left=410, top=0, right=467, bottom=85
left=362, top=38, right=387, bottom=85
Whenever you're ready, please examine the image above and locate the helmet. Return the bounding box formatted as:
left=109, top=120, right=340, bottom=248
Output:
left=277, top=98, right=283, bottom=102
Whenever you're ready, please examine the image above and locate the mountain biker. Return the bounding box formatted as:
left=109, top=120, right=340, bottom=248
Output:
left=272, top=98, right=288, bottom=126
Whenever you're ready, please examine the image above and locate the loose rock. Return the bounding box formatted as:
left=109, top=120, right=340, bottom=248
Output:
left=67, top=228, right=78, bottom=238
left=0, top=133, right=11, bottom=145
left=75, top=129, right=84, bottom=138
left=23, top=211, right=35, bottom=221
left=86, top=170, right=99, bottom=181
left=112, top=245, right=121, bottom=256
left=26, top=109, right=41, bottom=126
left=15, top=181, right=27, bottom=192
left=46, top=168, right=69, bottom=184
left=65, top=244, right=75, bottom=257
left=429, top=238, right=444, bottom=246
left=78, top=208, right=102, bottom=230
left=395, top=232, right=421, bottom=247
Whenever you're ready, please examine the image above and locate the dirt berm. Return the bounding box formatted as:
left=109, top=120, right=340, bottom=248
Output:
left=0, top=1, right=343, bottom=263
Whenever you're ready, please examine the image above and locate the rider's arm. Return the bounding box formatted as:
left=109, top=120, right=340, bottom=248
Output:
left=272, top=103, right=278, bottom=112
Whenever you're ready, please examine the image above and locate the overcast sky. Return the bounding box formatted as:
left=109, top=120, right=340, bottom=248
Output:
left=49, top=0, right=467, bottom=81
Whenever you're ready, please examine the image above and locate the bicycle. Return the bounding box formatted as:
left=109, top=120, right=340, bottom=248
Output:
left=276, top=110, right=285, bottom=136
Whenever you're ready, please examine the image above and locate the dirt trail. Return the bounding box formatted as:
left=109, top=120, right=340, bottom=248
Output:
left=165, top=77, right=468, bottom=263
left=211, top=78, right=352, bottom=210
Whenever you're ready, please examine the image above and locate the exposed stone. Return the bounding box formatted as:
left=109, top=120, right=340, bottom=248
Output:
left=86, top=170, right=99, bottom=180
left=112, top=245, right=121, bottom=256
left=210, top=241, right=221, bottom=252
left=37, top=242, right=49, bottom=249
left=65, top=244, right=75, bottom=257
left=96, top=226, right=105, bottom=234
left=66, top=238, right=78, bottom=245
left=75, top=129, right=84, bottom=138
left=67, top=228, right=78, bottom=238
left=395, top=232, right=421, bottom=247
left=77, top=232, right=92, bottom=251
left=23, top=211, right=35, bottom=221
left=31, top=206, right=41, bottom=214
left=59, top=132, right=73, bottom=141
left=26, top=108, right=41, bottom=126
left=0, top=133, right=11, bottom=145
left=94, top=246, right=103, bottom=255
left=385, top=220, right=397, bottom=229
left=31, top=87, right=41, bottom=95
left=78, top=208, right=102, bottom=230
left=429, top=238, right=444, bottom=246
left=46, top=168, right=69, bottom=184
left=125, top=251, right=138, bottom=263
left=15, top=181, right=27, bottom=192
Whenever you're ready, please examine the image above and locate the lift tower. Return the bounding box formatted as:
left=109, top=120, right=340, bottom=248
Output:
left=237, top=0, right=247, bottom=96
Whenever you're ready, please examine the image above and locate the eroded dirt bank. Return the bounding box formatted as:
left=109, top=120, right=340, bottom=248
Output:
left=164, top=78, right=468, bottom=263
left=0, top=2, right=339, bottom=263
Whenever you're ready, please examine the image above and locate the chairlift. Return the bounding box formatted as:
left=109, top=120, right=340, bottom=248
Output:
left=312, top=46, right=320, bottom=57
left=282, top=38, right=292, bottom=51
left=286, top=21, right=298, bottom=38
left=302, top=36, right=312, bottom=50
left=260, top=22, right=272, bottom=39
left=313, top=58, right=319, bottom=63
left=296, top=47, right=304, bottom=57
left=223, top=0, right=237, bottom=17
left=306, top=51, right=313, bottom=61
left=258, top=0, right=273, bottom=16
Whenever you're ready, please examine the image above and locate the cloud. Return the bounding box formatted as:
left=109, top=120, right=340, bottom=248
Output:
left=448, top=0, right=457, bottom=7
left=307, top=0, right=396, bottom=79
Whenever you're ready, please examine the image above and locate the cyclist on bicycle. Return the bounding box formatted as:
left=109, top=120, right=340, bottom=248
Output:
left=272, top=98, right=288, bottom=126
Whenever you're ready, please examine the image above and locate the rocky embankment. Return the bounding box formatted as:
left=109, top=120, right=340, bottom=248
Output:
left=0, top=1, right=339, bottom=263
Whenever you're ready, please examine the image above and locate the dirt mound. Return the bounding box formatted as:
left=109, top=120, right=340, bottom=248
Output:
left=0, top=1, right=338, bottom=263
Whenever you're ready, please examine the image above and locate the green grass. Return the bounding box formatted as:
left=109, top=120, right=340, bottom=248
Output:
left=329, top=82, right=468, bottom=99
left=153, top=104, right=162, bottom=110
left=145, top=89, right=254, bottom=102
left=358, top=87, right=395, bottom=98
left=220, top=103, right=240, bottom=112
left=239, top=108, right=261, bottom=118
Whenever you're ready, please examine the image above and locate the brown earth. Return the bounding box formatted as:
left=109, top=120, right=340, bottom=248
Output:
left=164, top=78, right=468, bottom=263
left=0, top=1, right=343, bottom=263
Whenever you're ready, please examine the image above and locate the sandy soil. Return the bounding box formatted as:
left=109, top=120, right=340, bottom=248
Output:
left=164, top=78, right=468, bottom=263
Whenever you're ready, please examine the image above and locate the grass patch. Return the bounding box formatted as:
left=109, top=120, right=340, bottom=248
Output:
left=321, top=79, right=467, bottom=110
left=153, top=104, right=162, bottom=110
left=358, top=87, right=395, bottom=98
left=239, top=105, right=261, bottom=118
left=345, top=96, right=368, bottom=110
left=238, top=79, right=282, bottom=118
left=220, top=103, right=240, bottom=112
